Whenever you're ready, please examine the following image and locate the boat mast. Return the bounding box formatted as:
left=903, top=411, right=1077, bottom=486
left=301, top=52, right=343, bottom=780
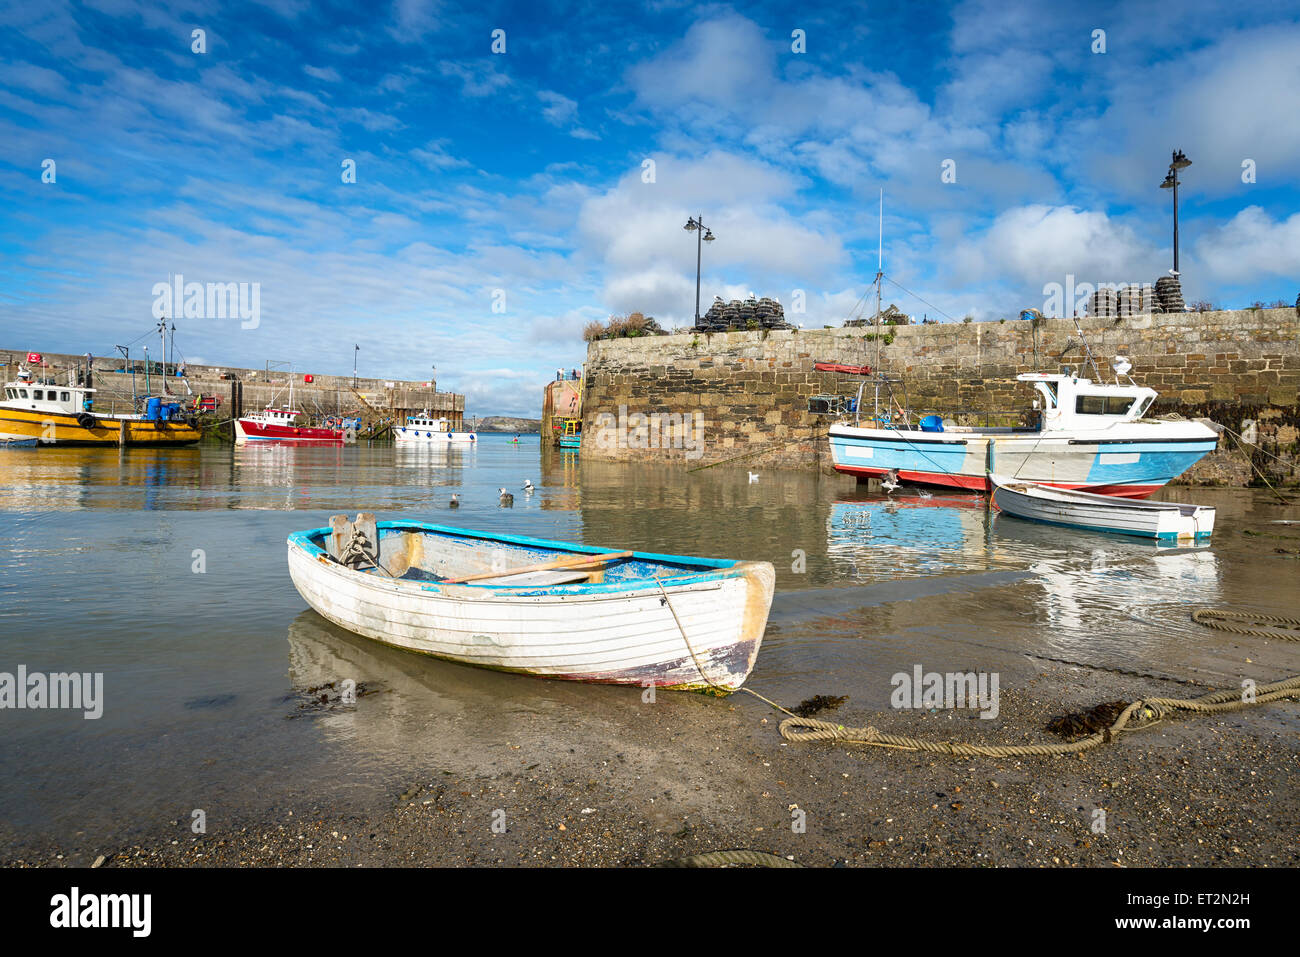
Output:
left=874, top=188, right=883, bottom=419
left=159, top=318, right=168, bottom=396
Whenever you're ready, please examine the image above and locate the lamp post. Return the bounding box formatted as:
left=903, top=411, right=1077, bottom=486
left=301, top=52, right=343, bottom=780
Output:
left=683, top=215, right=716, bottom=324
left=1160, top=149, right=1192, bottom=275
left=353, top=344, right=359, bottom=387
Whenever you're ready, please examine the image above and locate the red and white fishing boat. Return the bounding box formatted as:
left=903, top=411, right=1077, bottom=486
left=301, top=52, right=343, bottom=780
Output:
left=235, top=406, right=344, bottom=445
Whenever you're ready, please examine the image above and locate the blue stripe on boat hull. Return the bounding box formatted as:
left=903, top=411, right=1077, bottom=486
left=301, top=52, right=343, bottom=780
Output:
left=998, top=511, right=1212, bottom=542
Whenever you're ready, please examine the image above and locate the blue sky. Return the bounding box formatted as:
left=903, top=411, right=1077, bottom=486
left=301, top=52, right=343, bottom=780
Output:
left=1, top=0, right=1298, bottom=416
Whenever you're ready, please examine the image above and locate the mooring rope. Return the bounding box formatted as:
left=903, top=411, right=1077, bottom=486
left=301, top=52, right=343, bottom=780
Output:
left=1219, top=425, right=1293, bottom=504
left=1192, top=608, right=1300, bottom=641
left=660, top=849, right=802, bottom=868
left=777, top=676, right=1300, bottom=756
left=660, top=587, right=1300, bottom=756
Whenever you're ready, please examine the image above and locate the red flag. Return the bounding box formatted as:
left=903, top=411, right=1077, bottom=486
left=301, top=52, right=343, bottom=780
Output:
left=26, top=352, right=42, bottom=363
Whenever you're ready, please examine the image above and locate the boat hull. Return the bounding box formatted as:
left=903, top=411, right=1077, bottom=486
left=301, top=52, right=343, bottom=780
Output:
left=235, top=418, right=344, bottom=446
left=829, top=424, right=1217, bottom=497
left=0, top=407, right=201, bottom=446
left=393, top=427, right=477, bottom=444
left=286, top=523, right=774, bottom=692
left=993, top=482, right=1215, bottom=541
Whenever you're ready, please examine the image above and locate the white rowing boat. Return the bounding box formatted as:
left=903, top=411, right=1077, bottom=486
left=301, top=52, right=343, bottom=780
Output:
left=286, top=516, right=775, bottom=692
left=992, top=480, right=1215, bottom=542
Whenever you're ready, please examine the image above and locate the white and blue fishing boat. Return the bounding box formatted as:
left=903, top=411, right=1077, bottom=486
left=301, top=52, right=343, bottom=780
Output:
left=394, top=413, right=477, bottom=444
left=993, top=480, right=1215, bottom=542
left=286, top=517, right=775, bottom=692
left=829, top=365, right=1217, bottom=498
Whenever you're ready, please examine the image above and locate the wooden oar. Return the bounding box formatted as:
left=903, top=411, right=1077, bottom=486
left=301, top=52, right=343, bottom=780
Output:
left=443, top=550, right=634, bottom=584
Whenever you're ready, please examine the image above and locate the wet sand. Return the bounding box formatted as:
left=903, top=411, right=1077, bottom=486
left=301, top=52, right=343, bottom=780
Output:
left=12, top=663, right=1298, bottom=868
left=10, top=578, right=1299, bottom=868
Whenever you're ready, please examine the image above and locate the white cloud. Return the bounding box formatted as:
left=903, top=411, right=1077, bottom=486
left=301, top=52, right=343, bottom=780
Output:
left=537, top=90, right=578, bottom=126
left=391, top=0, right=444, bottom=42
left=438, top=60, right=510, bottom=97
left=1192, top=206, right=1300, bottom=282
left=303, top=65, right=341, bottom=83
left=948, top=204, right=1161, bottom=293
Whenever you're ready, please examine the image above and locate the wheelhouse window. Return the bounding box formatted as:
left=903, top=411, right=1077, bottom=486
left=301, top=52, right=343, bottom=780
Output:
left=1075, top=394, right=1136, bottom=416
left=61, top=392, right=71, bottom=402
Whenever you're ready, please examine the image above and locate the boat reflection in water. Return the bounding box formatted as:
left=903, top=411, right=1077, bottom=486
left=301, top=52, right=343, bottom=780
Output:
left=991, top=510, right=1220, bottom=640
left=825, top=495, right=1222, bottom=659
left=392, top=442, right=476, bottom=468
left=827, top=495, right=1001, bottom=581
left=284, top=611, right=671, bottom=765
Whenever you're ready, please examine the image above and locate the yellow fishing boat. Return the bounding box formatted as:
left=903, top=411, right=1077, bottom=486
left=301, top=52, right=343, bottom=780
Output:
left=0, top=370, right=201, bottom=447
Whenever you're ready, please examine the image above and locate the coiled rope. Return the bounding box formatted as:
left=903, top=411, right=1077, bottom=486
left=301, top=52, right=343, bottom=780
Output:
left=1191, top=608, right=1300, bottom=641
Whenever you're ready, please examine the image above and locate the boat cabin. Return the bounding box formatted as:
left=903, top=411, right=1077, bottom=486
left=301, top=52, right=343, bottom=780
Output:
left=251, top=407, right=303, bottom=424
left=1017, top=372, right=1156, bottom=432
left=2, top=380, right=94, bottom=414
left=405, top=415, right=453, bottom=431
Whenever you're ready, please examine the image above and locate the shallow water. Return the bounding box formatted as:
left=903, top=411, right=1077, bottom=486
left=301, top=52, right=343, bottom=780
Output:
left=1, top=435, right=1297, bottom=853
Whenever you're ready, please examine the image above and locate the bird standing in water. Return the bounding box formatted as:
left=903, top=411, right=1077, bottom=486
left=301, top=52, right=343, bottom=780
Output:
left=450, top=493, right=459, bottom=508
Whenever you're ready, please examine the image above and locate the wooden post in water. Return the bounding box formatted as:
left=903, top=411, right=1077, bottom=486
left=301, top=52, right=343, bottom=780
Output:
left=118, top=420, right=128, bottom=447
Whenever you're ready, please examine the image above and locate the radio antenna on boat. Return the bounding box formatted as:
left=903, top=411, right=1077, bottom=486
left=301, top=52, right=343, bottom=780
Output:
left=1070, top=315, right=1102, bottom=380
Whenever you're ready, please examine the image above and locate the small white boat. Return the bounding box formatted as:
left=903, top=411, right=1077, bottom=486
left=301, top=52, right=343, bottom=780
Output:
left=993, top=480, right=1215, bottom=542
left=286, top=517, right=775, bottom=692
left=394, top=413, right=476, bottom=444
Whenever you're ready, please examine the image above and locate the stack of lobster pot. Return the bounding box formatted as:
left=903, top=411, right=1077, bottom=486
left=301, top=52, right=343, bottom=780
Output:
left=1155, top=276, right=1185, bottom=312
left=696, top=296, right=793, bottom=332
left=1143, top=284, right=1164, bottom=313
left=1088, top=287, right=1118, bottom=319
left=1115, top=285, right=1144, bottom=318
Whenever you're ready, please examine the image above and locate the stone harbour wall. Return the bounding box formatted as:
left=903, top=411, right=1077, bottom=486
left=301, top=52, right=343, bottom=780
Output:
left=580, top=307, right=1300, bottom=485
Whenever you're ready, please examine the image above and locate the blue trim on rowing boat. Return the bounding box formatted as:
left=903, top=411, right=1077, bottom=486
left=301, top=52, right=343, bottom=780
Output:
left=287, top=521, right=743, bottom=596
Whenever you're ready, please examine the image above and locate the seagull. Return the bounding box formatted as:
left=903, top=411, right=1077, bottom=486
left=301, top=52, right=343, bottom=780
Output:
left=522, top=480, right=535, bottom=492
left=917, top=488, right=933, bottom=499
left=449, top=493, right=459, bottom=508
left=498, top=488, right=514, bottom=507
left=881, top=470, right=900, bottom=494
left=748, top=472, right=759, bottom=484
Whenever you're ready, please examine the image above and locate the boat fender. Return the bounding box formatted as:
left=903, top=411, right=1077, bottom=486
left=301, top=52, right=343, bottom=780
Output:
left=76, top=412, right=97, bottom=430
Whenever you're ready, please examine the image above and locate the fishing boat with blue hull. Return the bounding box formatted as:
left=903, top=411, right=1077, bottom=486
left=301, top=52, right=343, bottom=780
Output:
left=829, top=368, right=1217, bottom=498
left=286, top=516, right=775, bottom=692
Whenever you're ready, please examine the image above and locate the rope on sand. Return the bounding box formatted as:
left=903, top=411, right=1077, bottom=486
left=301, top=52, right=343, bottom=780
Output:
left=778, top=676, right=1300, bottom=756
left=660, top=849, right=802, bottom=868
left=1191, top=608, right=1300, bottom=641
left=662, top=586, right=1300, bottom=757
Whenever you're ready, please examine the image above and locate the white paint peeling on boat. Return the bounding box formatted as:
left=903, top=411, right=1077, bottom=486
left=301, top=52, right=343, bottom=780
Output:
left=286, top=522, right=775, bottom=692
